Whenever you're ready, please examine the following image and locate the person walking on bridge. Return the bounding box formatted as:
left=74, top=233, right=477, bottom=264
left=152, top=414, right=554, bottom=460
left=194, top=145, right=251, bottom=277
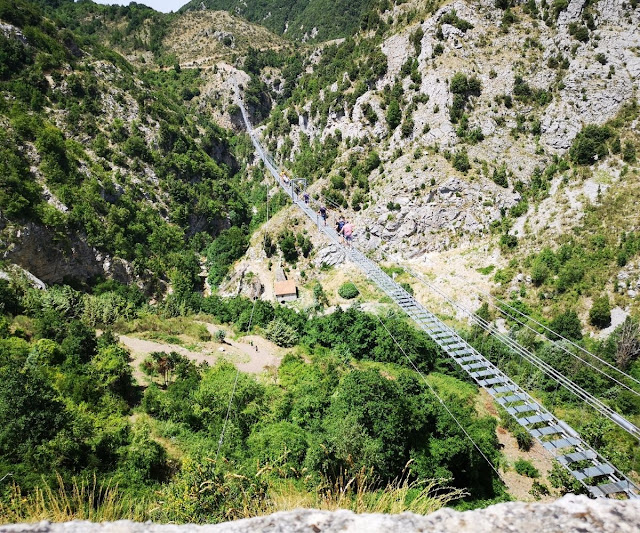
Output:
left=342, top=220, right=354, bottom=246
left=319, top=205, right=328, bottom=226
left=336, top=215, right=346, bottom=243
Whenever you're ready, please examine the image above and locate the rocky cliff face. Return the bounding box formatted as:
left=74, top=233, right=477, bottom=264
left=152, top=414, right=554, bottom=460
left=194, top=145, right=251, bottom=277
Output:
left=1, top=223, right=134, bottom=286
left=1, top=495, right=639, bottom=532
left=261, top=0, right=639, bottom=257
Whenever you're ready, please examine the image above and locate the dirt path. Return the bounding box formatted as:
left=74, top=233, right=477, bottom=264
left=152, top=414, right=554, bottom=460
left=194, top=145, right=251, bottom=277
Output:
left=201, top=322, right=283, bottom=374
left=119, top=322, right=285, bottom=384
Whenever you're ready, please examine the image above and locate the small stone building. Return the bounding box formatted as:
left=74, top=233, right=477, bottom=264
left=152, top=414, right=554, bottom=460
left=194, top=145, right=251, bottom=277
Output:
left=274, top=279, right=297, bottom=303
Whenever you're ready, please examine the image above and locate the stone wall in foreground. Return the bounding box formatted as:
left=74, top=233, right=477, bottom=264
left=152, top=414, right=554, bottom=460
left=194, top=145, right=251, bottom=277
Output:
left=2, top=495, right=640, bottom=533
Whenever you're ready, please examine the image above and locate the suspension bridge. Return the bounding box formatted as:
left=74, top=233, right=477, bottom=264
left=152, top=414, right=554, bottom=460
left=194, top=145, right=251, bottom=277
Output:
left=233, top=85, right=640, bottom=499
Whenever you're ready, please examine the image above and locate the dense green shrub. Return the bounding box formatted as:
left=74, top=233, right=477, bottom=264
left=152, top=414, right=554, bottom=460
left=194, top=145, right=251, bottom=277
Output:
left=266, top=318, right=299, bottom=347
left=278, top=230, right=299, bottom=263
left=568, top=22, right=589, bottom=42
left=0, top=131, right=42, bottom=219
left=401, top=116, right=414, bottom=137
left=440, top=10, right=473, bottom=32
left=338, top=282, right=360, bottom=299
left=548, top=310, right=582, bottom=341
left=449, top=72, right=481, bottom=123
left=623, top=141, right=637, bottom=163
left=0, top=33, right=31, bottom=79
left=514, top=458, right=539, bottom=478
left=569, top=125, right=612, bottom=165
left=452, top=149, right=470, bottom=172
left=530, top=258, right=550, bottom=286
left=552, top=0, right=569, bottom=19
left=514, top=426, right=533, bottom=451
left=386, top=100, right=401, bottom=130
left=589, top=295, right=611, bottom=329
left=492, top=165, right=509, bottom=188
left=500, top=234, right=518, bottom=250
left=205, top=228, right=249, bottom=287
left=400, top=282, right=414, bottom=296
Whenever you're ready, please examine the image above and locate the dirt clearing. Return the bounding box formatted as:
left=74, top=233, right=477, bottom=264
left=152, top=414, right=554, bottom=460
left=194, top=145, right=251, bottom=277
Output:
left=119, top=321, right=286, bottom=385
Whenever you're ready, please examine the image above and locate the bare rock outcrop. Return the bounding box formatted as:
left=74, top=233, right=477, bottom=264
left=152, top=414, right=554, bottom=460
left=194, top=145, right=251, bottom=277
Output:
left=1, top=495, right=639, bottom=533
left=314, top=244, right=347, bottom=267
left=2, top=223, right=134, bottom=285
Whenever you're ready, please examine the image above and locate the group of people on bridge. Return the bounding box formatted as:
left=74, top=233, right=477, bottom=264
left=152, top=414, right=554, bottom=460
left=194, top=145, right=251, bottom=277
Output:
left=280, top=170, right=354, bottom=246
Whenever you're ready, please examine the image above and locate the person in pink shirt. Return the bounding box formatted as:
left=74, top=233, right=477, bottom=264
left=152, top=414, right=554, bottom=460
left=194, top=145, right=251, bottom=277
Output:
left=341, top=221, right=354, bottom=246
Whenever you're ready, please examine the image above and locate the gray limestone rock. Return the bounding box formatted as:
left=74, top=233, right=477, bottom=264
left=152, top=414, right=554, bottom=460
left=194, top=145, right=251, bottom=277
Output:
left=314, top=244, right=346, bottom=268
left=557, top=0, right=587, bottom=27
left=1, top=495, right=639, bottom=532
left=1, top=223, right=138, bottom=287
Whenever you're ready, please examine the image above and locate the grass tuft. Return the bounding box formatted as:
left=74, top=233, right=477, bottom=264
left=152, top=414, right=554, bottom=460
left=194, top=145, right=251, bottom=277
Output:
left=0, top=474, right=149, bottom=524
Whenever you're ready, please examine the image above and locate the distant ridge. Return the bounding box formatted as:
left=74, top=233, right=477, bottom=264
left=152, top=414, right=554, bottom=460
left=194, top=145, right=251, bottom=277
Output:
left=180, top=0, right=377, bottom=41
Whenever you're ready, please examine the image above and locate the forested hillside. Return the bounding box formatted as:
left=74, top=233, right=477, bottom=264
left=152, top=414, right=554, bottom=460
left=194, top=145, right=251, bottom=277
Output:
left=0, top=0, right=502, bottom=521
left=0, top=0, right=265, bottom=297
left=181, top=0, right=381, bottom=41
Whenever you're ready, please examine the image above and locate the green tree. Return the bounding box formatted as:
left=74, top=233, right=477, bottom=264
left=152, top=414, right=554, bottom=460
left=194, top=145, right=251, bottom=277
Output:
left=319, top=369, right=416, bottom=479
left=401, top=116, right=414, bottom=137
left=589, top=295, right=611, bottom=329
left=205, top=227, right=249, bottom=287
left=569, top=125, right=612, bottom=165
left=266, top=319, right=299, bottom=347
left=278, top=230, right=299, bottom=263
left=0, top=363, right=68, bottom=464
left=119, top=422, right=168, bottom=483
left=247, top=421, right=308, bottom=469
left=548, top=310, right=582, bottom=341
left=386, top=99, right=401, bottom=130
left=91, top=344, right=135, bottom=397
left=452, top=149, right=470, bottom=172
left=622, top=141, right=637, bottom=163
left=144, top=351, right=187, bottom=388
left=492, top=164, right=508, bottom=187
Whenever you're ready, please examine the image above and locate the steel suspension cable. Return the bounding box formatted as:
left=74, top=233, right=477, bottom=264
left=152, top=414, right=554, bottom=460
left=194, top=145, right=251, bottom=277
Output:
left=215, top=296, right=259, bottom=463
left=407, top=268, right=640, bottom=441
left=215, top=367, right=240, bottom=464
left=487, top=298, right=640, bottom=398
left=411, top=259, right=640, bottom=394
left=233, top=82, right=640, bottom=498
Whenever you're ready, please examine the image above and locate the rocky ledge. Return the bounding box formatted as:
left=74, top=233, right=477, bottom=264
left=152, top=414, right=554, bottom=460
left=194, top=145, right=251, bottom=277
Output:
left=2, top=495, right=640, bottom=533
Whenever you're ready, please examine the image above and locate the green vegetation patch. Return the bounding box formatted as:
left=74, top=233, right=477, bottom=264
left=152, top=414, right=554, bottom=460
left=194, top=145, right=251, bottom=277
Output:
left=338, top=282, right=360, bottom=299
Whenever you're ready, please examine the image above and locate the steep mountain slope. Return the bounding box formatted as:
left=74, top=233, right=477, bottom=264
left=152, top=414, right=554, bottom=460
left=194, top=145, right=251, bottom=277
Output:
left=0, top=0, right=257, bottom=291
left=239, top=0, right=640, bottom=329
left=181, top=0, right=380, bottom=41
left=163, top=10, right=291, bottom=68
left=1, top=0, right=640, bottom=513
left=50, top=1, right=291, bottom=68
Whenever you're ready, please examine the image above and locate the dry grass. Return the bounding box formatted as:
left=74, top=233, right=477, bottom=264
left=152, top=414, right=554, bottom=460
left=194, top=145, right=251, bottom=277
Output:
left=268, top=465, right=466, bottom=515
left=0, top=474, right=149, bottom=524
left=165, top=11, right=291, bottom=68
left=0, top=466, right=463, bottom=524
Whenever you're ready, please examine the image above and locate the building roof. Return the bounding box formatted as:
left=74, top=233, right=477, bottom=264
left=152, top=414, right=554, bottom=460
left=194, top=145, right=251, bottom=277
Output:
left=274, top=280, right=297, bottom=297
